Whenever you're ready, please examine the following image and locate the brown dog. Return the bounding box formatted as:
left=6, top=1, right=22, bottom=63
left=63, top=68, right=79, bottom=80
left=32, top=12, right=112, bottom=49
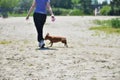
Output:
left=44, top=33, right=68, bottom=47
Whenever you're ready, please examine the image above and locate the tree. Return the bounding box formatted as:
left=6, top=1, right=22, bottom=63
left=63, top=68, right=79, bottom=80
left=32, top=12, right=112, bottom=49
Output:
left=100, top=5, right=111, bottom=15
left=51, top=0, right=73, bottom=9
left=91, top=0, right=99, bottom=11
left=110, top=0, right=120, bottom=15
left=0, top=0, right=19, bottom=18
left=102, top=0, right=108, bottom=6
left=91, top=0, right=98, bottom=5
left=72, top=0, right=80, bottom=8
left=19, top=0, right=32, bottom=12
left=14, top=0, right=32, bottom=14
left=79, top=0, right=92, bottom=14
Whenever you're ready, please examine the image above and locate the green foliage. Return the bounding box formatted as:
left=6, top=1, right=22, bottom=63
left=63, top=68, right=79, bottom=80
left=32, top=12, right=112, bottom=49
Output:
left=111, top=18, right=120, bottom=28
left=14, top=0, right=32, bottom=13
left=110, top=0, right=120, bottom=15
left=0, top=0, right=19, bottom=10
left=2, top=0, right=117, bottom=16
left=72, top=0, right=80, bottom=4
left=93, top=19, right=111, bottom=26
left=93, top=18, right=120, bottom=28
left=52, top=8, right=70, bottom=15
left=91, top=0, right=98, bottom=5
left=8, top=12, right=29, bottom=17
left=0, top=0, right=19, bottom=8
left=100, top=5, right=111, bottom=15
left=79, top=0, right=92, bottom=14
left=102, top=0, right=108, bottom=5
left=51, top=0, right=73, bottom=9
left=72, top=0, right=80, bottom=8
left=90, top=18, right=120, bottom=34
left=51, top=0, right=96, bottom=15
left=90, top=26, right=120, bottom=34
left=0, top=0, right=19, bottom=17
left=69, top=9, right=84, bottom=16
left=52, top=8, right=83, bottom=16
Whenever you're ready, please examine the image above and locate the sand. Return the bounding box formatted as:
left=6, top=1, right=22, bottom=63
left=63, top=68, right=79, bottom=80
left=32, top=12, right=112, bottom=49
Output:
left=0, top=16, right=120, bottom=80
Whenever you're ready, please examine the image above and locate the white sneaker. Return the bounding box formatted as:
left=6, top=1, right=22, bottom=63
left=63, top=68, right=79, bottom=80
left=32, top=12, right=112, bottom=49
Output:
left=39, top=40, right=45, bottom=48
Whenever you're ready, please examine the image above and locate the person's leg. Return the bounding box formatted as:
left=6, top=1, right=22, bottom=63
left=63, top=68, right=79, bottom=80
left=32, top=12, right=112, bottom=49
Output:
left=33, top=13, right=47, bottom=47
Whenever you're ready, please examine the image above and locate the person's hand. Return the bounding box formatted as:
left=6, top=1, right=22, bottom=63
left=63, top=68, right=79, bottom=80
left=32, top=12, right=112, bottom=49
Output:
left=51, top=15, right=55, bottom=22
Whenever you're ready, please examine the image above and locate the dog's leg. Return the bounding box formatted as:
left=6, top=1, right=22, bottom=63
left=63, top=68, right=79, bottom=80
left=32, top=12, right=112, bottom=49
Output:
left=49, top=42, right=51, bottom=45
left=65, top=40, right=68, bottom=47
left=50, top=42, right=53, bottom=47
left=64, top=43, right=68, bottom=47
left=62, top=40, right=68, bottom=47
left=65, top=43, right=68, bottom=47
left=48, top=41, right=52, bottom=47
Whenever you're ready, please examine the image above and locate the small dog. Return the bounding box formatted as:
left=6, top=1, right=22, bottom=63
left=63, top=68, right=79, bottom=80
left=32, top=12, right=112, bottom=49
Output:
left=44, top=33, right=68, bottom=47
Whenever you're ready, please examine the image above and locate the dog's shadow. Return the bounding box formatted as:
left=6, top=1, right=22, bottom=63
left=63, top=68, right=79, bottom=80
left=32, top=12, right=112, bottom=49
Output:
left=36, top=47, right=58, bottom=51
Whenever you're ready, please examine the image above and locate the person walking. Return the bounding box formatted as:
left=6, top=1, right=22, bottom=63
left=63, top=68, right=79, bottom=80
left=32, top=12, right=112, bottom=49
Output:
left=26, top=0, right=55, bottom=48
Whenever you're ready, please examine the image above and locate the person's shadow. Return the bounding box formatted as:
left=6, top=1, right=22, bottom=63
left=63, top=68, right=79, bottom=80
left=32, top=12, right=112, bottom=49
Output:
left=36, top=47, right=58, bottom=50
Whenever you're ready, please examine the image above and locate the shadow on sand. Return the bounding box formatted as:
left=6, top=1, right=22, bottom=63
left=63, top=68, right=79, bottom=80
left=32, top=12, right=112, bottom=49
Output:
left=36, top=47, right=58, bottom=50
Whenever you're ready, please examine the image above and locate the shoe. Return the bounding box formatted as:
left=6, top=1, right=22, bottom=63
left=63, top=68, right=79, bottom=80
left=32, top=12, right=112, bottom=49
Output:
left=39, top=40, right=45, bottom=48
left=41, top=44, right=45, bottom=48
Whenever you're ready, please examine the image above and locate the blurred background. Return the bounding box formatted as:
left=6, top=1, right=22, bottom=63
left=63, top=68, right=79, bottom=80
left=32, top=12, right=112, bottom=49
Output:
left=0, top=0, right=120, bottom=18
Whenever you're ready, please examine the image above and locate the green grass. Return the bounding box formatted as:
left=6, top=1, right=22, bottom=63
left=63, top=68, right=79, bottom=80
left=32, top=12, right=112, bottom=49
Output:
left=90, top=26, right=120, bottom=34
left=111, top=18, right=120, bottom=28
left=90, top=18, right=120, bottom=34
left=9, top=13, right=27, bottom=17
left=8, top=12, right=33, bottom=17
left=0, top=40, right=12, bottom=45
left=93, top=19, right=111, bottom=26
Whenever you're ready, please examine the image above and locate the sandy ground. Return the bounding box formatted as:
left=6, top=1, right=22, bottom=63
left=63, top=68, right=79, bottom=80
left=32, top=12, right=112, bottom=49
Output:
left=0, top=16, right=120, bottom=80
